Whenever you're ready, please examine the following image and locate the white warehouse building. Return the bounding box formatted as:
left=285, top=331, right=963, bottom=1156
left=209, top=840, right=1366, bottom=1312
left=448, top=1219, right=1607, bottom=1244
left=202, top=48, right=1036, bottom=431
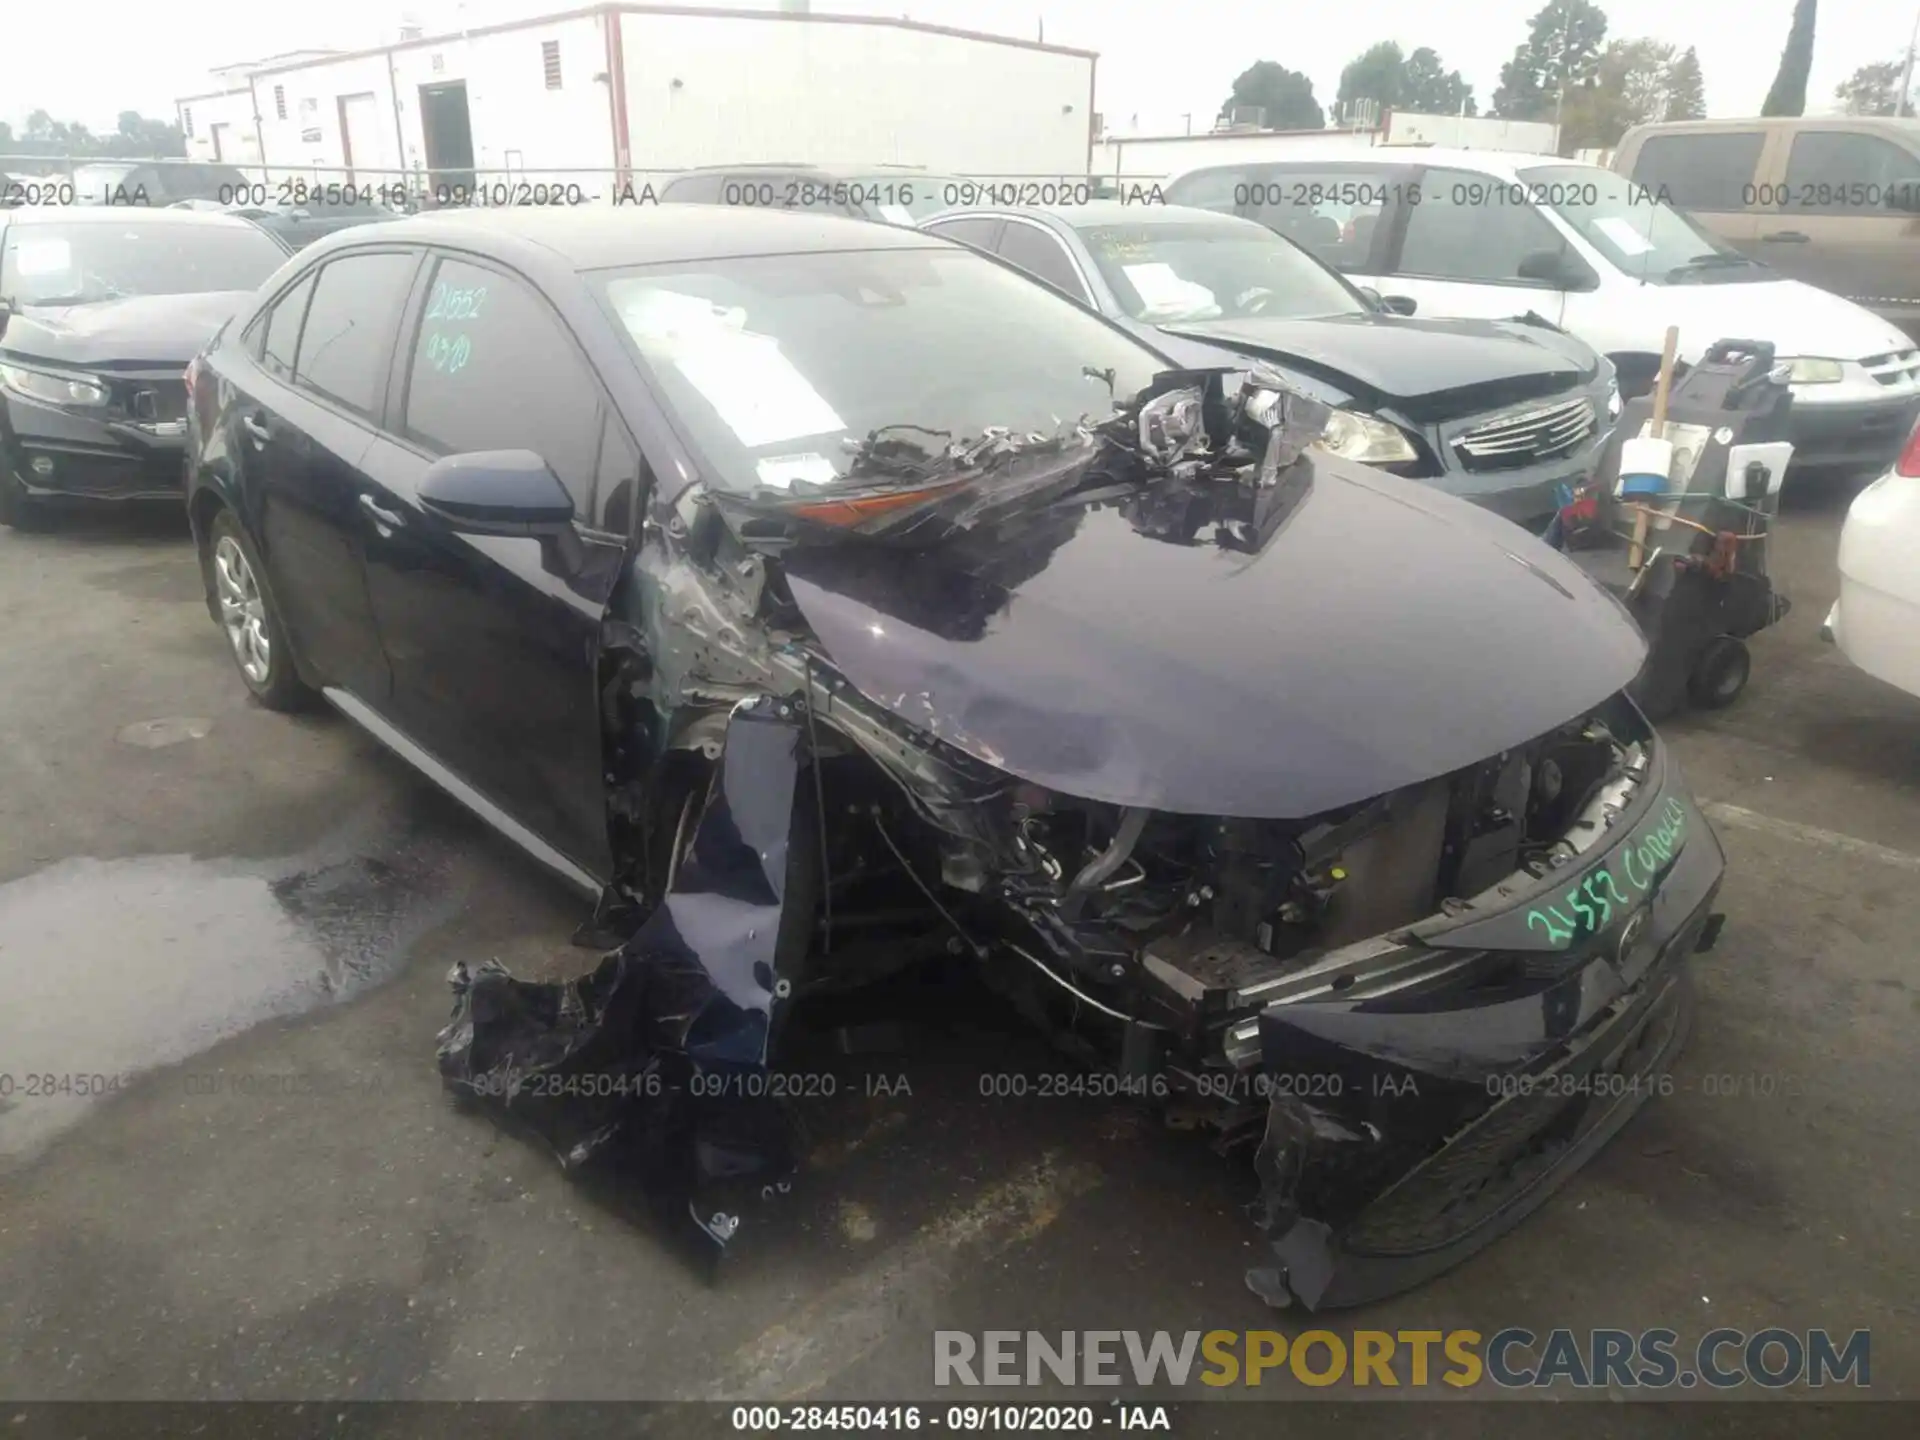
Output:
left=174, top=3, right=1097, bottom=192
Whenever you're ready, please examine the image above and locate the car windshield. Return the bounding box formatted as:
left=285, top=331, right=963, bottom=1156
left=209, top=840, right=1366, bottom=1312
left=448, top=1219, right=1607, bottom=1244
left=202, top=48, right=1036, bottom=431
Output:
left=1519, top=163, right=1769, bottom=286
left=0, top=221, right=287, bottom=305
left=598, top=245, right=1163, bottom=497
left=1076, top=218, right=1369, bottom=324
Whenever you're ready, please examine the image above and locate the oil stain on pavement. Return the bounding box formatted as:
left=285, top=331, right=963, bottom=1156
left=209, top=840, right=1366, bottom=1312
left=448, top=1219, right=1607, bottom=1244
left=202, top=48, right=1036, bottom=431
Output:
left=0, top=839, right=465, bottom=1169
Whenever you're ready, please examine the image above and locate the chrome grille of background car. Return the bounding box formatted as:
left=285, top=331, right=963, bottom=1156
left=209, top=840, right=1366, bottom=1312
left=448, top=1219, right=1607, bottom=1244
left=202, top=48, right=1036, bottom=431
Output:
left=1453, top=396, right=1597, bottom=472
left=1863, top=349, right=1920, bottom=388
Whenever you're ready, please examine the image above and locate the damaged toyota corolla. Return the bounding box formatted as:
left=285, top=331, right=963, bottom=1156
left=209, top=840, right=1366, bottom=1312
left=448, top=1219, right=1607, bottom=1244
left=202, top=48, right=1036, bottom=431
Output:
left=186, top=208, right=1727, bottom=1309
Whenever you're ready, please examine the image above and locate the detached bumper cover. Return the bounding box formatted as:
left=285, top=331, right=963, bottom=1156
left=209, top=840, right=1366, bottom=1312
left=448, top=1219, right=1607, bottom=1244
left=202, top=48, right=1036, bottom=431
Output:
left=1245, top=756, right=1726, bottom=1310
left=4, top=392, right=190, bottom=501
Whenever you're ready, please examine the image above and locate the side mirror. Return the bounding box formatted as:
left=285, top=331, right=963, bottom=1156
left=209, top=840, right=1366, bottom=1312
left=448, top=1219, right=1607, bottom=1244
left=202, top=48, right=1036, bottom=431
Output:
left=1378, top=293, right=1418, bottom=316
left=1516, top=248, right=1597, bottom=289
left=1358, top=285, right=1384, bottom=308
left=418, top=450, right=575, bottom=536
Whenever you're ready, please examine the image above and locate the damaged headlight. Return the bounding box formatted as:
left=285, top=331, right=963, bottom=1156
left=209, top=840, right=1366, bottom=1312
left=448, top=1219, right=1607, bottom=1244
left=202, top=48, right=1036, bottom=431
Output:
left=0, top=361, right=109, bottom=409
left=1316, top=408, right=1418, bottom=465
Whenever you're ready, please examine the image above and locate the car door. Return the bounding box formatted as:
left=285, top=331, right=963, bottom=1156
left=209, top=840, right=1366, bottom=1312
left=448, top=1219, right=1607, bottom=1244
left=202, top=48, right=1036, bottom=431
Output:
left=1370, top=166, right=1579, bottom=324
left=356, top=252, right=638, bottom=883
left=992, top=218, right=1095, bottom=305
left=1624, top=128, right=1766, bottom=254
left=232, top=250, right=420, bottom=702
left=1760, top=127, right=1920, bottom=322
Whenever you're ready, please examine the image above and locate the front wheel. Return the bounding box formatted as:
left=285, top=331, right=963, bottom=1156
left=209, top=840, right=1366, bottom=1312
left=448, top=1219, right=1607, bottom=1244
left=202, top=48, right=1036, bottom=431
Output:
left=0, top=464, right=48, bottom=531
left=207, top=509, right=315, bottom=711
left=1688, top=634, right=1751, bottom=710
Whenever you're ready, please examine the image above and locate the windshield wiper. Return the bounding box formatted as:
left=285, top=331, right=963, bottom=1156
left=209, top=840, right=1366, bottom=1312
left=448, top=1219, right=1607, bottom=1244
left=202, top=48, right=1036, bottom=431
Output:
left=19, top=293, right=109, bottom=307
left=1666, top=253, right=1763, bottom=281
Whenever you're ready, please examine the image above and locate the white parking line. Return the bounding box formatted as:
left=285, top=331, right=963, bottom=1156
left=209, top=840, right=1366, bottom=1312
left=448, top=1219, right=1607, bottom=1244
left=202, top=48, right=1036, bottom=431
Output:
left=1702, top=802, right=1920, bottom=872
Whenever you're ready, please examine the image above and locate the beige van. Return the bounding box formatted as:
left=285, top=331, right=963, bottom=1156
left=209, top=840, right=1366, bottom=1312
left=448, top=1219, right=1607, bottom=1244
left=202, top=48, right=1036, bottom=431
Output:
left=1613, top=117, right=1920, bottom=335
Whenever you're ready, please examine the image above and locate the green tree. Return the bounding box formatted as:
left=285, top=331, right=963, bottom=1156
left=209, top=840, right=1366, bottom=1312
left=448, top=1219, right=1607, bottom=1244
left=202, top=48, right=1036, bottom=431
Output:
left=1664, top=46, right=1707, bottom=119
left=1560, top=38, right=1677, bottom=151
left=1220, top=61, right=1326, bottom=130
left=1835, top=58, right=1912, bottom=116
left=1337, top=41, right=1404, bottom=122
left=1761, top=0, right=1817, bottom=117
left=1402, top=47, right=1477, bottom=114
left=1493, top=0, right=1610, bottom=120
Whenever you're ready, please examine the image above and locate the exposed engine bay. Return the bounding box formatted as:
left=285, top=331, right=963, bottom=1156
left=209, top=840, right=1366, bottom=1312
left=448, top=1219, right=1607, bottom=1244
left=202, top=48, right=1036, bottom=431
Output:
left=440, top=364, right=1726, bottom=1308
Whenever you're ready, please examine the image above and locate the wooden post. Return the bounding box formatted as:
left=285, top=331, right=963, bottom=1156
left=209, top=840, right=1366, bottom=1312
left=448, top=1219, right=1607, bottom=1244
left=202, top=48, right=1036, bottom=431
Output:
left=1630, top=325, right=1680, bottom=570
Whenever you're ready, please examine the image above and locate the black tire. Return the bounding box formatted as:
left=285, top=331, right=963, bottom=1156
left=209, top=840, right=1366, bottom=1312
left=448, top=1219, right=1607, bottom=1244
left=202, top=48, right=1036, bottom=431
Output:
left=1688, top=635, right=1751, bottom=711
left=206, top=508, right=316, bottom=711
left=0, top=464, right=49, bottom=531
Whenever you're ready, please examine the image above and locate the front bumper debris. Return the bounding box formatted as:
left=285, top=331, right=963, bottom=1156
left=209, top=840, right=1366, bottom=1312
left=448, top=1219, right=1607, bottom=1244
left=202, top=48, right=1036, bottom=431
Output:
left=1243, top=758, right=1726, bottom=1309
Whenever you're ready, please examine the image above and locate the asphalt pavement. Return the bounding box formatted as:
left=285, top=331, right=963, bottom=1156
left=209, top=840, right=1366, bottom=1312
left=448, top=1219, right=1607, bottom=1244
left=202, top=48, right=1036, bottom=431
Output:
left=0, top=478, right=1915, bottom=1429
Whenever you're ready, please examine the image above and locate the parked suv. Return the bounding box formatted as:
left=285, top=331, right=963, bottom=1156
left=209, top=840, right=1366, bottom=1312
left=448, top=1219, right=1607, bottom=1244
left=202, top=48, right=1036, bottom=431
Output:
left=1613, top=116, right=1920, bottom=337
left=1164, top=147, right=1920, bottom=480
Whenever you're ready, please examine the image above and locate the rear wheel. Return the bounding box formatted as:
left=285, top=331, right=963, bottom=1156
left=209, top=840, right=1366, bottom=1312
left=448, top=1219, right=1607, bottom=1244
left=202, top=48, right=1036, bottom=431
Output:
left=207, top=509, right=315, bottom=711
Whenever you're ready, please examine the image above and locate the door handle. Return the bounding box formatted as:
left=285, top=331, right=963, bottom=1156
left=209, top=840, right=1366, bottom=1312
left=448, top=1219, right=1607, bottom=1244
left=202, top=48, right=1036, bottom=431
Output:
left=1761, top=230, right=1809, bottom=243
left=240, top=413, right=271, bottom=445
left=358, top=493, right=406, bottom=531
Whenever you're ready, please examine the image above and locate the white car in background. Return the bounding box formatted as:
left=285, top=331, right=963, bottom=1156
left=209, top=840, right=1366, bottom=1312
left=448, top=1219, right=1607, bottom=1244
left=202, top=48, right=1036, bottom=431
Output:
left=1826, top=418, right=1920, bottom=699
left=1162, top=147, right=1920, bottom=481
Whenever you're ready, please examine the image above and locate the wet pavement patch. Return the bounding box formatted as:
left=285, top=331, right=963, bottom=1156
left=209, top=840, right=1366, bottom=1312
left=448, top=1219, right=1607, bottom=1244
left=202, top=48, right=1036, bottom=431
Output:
left=115, top=717, right=214, bottom=749
left=0, top=843, right=464, bottom=1169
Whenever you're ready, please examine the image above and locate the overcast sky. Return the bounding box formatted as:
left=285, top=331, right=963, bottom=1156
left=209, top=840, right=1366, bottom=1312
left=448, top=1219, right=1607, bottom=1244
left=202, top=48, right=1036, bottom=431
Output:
left=2, top=0, right=1911, bottom=139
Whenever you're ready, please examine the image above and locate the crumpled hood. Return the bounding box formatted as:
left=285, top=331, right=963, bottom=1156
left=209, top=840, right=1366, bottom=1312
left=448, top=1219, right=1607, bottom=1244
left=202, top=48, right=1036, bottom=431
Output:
left=1161, top=313, right=1595, bottom=408
left=1, top=291, right=252, bottom=368
left=780, top=453, right=1648, bottom=819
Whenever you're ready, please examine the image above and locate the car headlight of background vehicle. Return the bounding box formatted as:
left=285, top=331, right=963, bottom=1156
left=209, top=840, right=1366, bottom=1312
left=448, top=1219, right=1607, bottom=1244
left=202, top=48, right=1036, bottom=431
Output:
left=0, top=362, right=109, bottom=408
left=1605, top=368, right=1622, bottom=418
left=1780, top=357, right=1845, bottom=385
left=1316, top=408, right=1418, bottom=465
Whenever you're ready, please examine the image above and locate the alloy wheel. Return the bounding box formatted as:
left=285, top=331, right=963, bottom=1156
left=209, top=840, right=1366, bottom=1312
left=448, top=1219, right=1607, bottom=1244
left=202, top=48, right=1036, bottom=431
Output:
left=213, top=535, right=272, bottom=685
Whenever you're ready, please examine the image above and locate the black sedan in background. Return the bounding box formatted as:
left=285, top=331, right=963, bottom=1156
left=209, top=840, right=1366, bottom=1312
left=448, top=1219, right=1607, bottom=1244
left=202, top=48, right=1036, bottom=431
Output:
left=0, top=207, right=290, bottom=526
left=922, top=203, right=1620, bottom=529
left=184, top=207, right=1722, bottom=1307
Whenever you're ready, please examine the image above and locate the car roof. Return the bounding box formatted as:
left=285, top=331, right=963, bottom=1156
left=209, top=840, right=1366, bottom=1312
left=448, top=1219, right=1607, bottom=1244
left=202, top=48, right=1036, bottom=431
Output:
left=0, top=205, right=267, bottom=231
left=315, top=204, right=950, bottom=270
left=930, top=201, right=1270, bottom=232
left=1167, top=146, right=1591, bottom=184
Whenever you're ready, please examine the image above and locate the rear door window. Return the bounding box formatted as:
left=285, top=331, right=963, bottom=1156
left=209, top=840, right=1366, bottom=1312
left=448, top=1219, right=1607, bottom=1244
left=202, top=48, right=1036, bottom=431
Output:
left=1630, top=132, right=1764, bottom=212
left=1780, top=131, right=1920, bottom=213
left=398, top=256, right=612, bottom=522
left=1162, top=168, right=1244, bottom=215
left=659, top=173, right=725, bottom=204
left=292, top=250, right=419, bottom=420
left=259, top=271, right=318, bottom=380
left=922, top=216, right=1004, bottom=250
left=1393, top=168, right=1571, bottom=285
left=995, top=222, right=1091, bottom=304
left=1225, top=165, right=1402, bottom=272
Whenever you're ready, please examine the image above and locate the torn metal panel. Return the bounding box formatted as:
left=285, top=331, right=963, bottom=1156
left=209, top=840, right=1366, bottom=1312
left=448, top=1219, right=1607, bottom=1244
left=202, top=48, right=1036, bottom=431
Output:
left=437, top=699, right=807, bottom=1242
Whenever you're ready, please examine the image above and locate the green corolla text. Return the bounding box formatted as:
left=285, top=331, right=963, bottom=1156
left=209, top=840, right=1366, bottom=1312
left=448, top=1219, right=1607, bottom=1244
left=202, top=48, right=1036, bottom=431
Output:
left=1525, top=795, right=1688, bottom=948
